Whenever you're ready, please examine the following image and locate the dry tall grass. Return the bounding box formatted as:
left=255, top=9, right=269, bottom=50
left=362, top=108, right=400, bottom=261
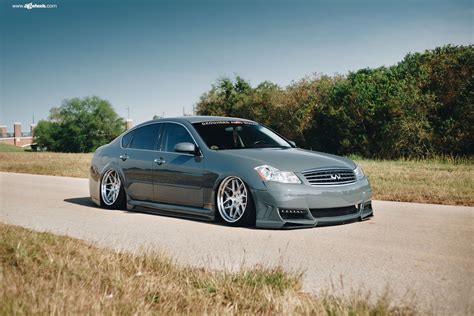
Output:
left=0, top=224, right=416, bottom=315
left=0, top=152, right=91, bottom=178
left=357, top=157, right=474, bottom=206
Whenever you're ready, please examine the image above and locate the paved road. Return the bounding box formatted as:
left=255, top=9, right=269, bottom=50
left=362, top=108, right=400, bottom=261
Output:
left=1, top=172, right=473, bottom=314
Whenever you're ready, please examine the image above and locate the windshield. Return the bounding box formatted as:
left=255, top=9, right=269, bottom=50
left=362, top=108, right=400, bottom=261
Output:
left=192, top=121, right=292, bottom=150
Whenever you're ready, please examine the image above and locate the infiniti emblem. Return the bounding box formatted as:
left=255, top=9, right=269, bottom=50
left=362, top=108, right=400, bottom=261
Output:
left=330, top=173, right=341, bottom=180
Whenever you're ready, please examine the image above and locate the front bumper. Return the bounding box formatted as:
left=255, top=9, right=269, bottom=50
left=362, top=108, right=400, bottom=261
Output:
left=252, top=178, right=373, bottom=229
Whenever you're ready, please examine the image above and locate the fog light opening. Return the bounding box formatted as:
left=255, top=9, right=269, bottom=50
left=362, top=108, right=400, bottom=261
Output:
left=278, top=208, right=309, bottom=220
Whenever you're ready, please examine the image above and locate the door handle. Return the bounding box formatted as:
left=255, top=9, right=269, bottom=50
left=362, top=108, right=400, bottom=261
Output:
left=119, top=154, right=129, bottom=161
left=154, top=158, right=166, bottom=165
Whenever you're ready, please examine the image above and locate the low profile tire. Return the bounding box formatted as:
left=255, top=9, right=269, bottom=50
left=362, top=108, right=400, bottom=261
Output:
left=100, top=169, right=126, bottom=210
left=216, top=176, right=255, bottom=227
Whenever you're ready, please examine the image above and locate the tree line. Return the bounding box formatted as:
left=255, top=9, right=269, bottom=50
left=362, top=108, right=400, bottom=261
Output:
left=34, top=45, right=472, bottom=156
left=196, top=45, right=473, bottom=159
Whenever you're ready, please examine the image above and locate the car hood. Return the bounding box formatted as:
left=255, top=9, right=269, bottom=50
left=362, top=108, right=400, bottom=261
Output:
left=217, top=148, right=356, bottom=172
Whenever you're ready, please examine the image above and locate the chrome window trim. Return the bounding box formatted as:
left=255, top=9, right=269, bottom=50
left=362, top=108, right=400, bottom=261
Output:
left=155, top=150, right=195, bottom=157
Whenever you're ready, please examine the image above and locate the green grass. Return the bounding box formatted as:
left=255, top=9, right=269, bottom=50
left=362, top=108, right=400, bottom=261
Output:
left=0, top=223, right=416, bottom=315
left=0, top=143, right=25, bottom=152
left=0, top=149, right=472, bottom=206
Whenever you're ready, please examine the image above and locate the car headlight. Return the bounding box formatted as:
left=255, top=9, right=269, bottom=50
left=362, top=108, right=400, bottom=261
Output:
left=254, top=165, right=301, bottom=184
left=353, top=164, right=365, bottom=180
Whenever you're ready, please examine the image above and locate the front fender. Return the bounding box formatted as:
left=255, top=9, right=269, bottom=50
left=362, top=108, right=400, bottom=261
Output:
left=205, top=151, right=267, bottom=192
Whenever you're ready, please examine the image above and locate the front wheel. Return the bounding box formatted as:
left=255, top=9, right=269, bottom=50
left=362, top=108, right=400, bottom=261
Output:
left=216, top=176, right=255, bottom=226
left=100, top=169, right=126, bottom=210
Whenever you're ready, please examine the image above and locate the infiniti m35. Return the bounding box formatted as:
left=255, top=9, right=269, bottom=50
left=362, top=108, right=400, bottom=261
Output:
left=89, top=116, right=373, bottom=228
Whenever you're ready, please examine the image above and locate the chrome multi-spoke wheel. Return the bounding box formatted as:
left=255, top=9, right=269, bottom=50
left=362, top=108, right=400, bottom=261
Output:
left=217, top=176, right=249, bottom=223
left=101, top=169, right=122, bottom=206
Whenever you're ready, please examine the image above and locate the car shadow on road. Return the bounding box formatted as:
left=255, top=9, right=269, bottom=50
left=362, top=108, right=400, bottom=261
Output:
left=130, top=205, right=259, bottom=230
left=64, top=197, right=97, bottom=208
left=62, top=196, right=251, bottom=229
left=63, top=197, right=369, bottom=231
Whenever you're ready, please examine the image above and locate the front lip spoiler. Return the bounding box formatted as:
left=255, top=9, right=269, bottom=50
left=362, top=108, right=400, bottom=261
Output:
left=309, top=200, right=374, bottom=226
left=255, top=201, right=374, bottom=229
left=256, top=210, right=374, bottom=229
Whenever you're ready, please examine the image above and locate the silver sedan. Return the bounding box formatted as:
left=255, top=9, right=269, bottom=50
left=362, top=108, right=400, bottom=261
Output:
left=89, top=116, right=373, bottom=228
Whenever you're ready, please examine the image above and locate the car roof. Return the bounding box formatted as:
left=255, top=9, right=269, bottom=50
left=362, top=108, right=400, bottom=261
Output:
left=134, top=116, right=256, bottom=128
left=168, top=116, right=255, bottom=124
left=130, top=115, right=260, bottom=131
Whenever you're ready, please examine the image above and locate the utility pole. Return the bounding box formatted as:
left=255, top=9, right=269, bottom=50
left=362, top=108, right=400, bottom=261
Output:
left=126, top=107, right=130, bottom=119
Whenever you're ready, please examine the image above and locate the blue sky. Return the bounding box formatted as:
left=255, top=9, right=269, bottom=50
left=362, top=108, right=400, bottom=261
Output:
left=1, top=0, right=472, bottom=130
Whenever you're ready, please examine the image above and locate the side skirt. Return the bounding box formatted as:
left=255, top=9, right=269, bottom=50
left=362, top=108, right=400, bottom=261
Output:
left=127, top=198, right=215, bottom=221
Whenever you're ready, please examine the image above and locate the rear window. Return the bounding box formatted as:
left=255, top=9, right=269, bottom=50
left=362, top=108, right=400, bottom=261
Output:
left=121, top=131, right=133, bottom=148
left=129, top=124, right=160, bottom=150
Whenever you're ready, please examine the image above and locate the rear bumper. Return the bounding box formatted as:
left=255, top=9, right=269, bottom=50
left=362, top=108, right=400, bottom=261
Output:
left=252, top=178, right=373, bottom=229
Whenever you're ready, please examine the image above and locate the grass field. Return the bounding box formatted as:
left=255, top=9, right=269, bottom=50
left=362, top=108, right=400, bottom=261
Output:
left=0, top=151, right=91, bottom=178
left=0, top=143, right=25, bottom=152
left=0, top=223, right=415, bottom=315
left=356, top=157, right=473, bottom=206
left=0, top=143, right=472, bottom=206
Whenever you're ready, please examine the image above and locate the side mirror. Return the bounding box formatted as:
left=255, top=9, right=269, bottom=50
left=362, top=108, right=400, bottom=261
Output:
left=289, top=140, right=296, bottom=147
left=175, top=142, right=198, bottom=155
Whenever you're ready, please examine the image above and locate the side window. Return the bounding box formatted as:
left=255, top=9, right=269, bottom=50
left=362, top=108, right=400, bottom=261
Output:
left=130, top=124, right=161, bottom=150
left=162, top=123, right=195, bottom=152
left=121, top=131, right=134, bottom=148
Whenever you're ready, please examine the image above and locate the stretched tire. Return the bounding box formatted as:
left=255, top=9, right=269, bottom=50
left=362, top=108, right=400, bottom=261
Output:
left=100, top=169, right=126, bottom=210
left=216, top=176, right=255, bottom=226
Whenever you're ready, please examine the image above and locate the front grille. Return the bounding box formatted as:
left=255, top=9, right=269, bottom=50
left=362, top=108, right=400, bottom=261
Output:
left=302, top=168, right=356, bottom=186
left=310, top=205, right=359, bottom=218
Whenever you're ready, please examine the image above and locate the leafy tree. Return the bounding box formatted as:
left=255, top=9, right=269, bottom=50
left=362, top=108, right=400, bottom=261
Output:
left=34, top=96, right=125, bottom=152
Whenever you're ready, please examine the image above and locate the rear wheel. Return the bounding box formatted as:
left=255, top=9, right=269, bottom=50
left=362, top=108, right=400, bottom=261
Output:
left=100, top=169, right=126, bottom=209
left=216, top=176, right=255, bottom=226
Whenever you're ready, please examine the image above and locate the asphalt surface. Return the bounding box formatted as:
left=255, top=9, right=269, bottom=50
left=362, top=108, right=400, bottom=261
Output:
left=1, top=172, right=473, bottom=314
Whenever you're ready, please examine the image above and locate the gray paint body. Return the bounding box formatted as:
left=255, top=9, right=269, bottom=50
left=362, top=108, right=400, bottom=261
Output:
left=90, top=116, right=373, bottom=228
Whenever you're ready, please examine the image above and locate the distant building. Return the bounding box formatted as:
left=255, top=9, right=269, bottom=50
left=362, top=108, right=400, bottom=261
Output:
left=0, top=122, right=35, bottom=147
left=126, top=119, right=133, bottom=130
